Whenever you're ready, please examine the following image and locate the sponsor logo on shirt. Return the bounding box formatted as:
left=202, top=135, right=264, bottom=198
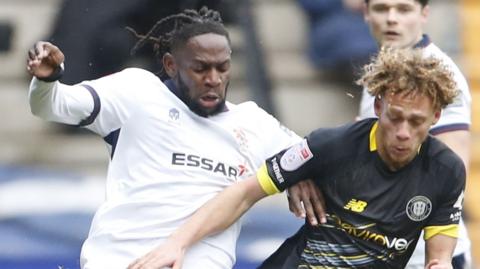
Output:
left=171, top=153, right=241, bottom=180
left=169, top=108, right=180, bottom=122
left=328, top=214, right=414, bottom=252
left=280, top=139, right=313, bottom=171
left=450, top=191, right=464, bottom=222
left=238, top=162, right=249, bottom=177
left=450, top=211, right=462, bottom=222
left=344, top=199, right=368, bottom=213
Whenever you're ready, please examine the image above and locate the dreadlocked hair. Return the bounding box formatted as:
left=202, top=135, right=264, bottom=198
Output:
left=127, top=6, right=230, bottom=77
left=357, top=47, right=458, bottom=110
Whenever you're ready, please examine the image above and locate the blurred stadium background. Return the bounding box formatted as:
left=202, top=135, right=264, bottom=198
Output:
left=0, top=0, right=479, bottom=268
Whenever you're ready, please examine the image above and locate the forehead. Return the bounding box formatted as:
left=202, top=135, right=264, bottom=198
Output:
left=383, top=91, right=434, bottom=116
left=177, top=33, right=231, bottom=62
left=368, top=0, right=421, bottom=6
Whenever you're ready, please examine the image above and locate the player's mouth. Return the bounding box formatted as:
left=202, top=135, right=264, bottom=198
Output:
left=392, top=146, right=410, bottom=156
left=199, top=92, right=221, bottom=109
left=383, top=31, right=400, bottom=40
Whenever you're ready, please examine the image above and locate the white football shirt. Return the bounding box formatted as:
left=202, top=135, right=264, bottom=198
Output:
left=29, top=68, right=301, bottom=269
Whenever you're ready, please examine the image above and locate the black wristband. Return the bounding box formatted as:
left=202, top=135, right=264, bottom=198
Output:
left=37, top=65, right=64, bottom=82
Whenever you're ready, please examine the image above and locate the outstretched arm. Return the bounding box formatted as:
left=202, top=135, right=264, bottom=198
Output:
left=27, top=41, right=96, bottom=125
left=425, top=234, right=457, bottom=269
left=128, top=175, right=269, bottom=269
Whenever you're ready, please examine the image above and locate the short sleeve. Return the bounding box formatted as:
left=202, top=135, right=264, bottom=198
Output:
left=424, top=161, right=466, bottom=239
left=82, top=68, right=164, bottom=136
left=258, top=133, right=322, bottom=194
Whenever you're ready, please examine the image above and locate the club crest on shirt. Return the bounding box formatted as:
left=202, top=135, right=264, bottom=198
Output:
left=233, top=128, right=249, bottom=153
left=280, top=139, right=313, bottom=171
left=406, top=196, right=432, bottom=222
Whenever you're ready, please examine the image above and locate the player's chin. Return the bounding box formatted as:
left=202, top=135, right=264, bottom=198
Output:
left=202, top=106, right=222, bottom=117
left=200, top=100, right=225, bottom=116
left=189, top=102, right=223, bottom=117
left=391, top=154, right=414, bottom=168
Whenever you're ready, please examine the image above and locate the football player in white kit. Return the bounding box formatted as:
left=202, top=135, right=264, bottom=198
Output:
left=289, top=0, right=472, bottom=268
left=27, top=7, right=302, bottom=269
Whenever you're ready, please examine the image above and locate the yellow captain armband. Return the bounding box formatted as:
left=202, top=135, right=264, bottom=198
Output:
left=256, top=163, right=281, bottom=195
left=424, top=224, right=459, bottom=240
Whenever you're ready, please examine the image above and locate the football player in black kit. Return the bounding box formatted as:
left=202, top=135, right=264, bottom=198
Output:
left=128, top=48, right=464, bottom=269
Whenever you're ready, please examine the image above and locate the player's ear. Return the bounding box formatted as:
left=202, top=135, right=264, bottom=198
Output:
left=163, top=53, right=177, bottom=78
left=363, top=1, right=370, bottom=23
left=431, top=109, right=441, bottom=126
left=421, top=4, right=430, bottom=23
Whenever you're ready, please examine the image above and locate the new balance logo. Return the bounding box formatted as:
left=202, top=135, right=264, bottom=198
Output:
left=344, top=199, right=368, bottom=213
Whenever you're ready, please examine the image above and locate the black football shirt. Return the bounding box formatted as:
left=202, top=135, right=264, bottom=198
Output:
left=257, top=119, right=465, bottom=269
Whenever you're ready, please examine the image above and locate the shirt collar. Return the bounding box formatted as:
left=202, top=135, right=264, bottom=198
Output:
left=413, top=34, right=431, bottom=49
left=164, top=79, right=178, bottom=95
left=369, top=121, right=379, bottom=152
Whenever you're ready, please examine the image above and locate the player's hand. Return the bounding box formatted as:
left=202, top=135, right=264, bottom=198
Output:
left=127, top=240, right=185, bottom=269
left=425, top=259, right=452, bottom=269
left=287, top=179, right=326, bottom=225
left=27, top=41, right=64, bottom=79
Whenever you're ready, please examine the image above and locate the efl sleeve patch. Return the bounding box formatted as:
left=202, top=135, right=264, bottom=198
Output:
left=280, top=139, right=313, bottom=171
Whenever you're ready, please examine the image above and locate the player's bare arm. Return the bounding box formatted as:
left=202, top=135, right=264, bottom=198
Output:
left=425, top=233, right=457, bottom=269
left=128, top=175, right=268, bottom=269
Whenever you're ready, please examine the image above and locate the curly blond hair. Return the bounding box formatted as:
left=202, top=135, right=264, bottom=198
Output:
left=357, top=48, right=458, bottom=110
